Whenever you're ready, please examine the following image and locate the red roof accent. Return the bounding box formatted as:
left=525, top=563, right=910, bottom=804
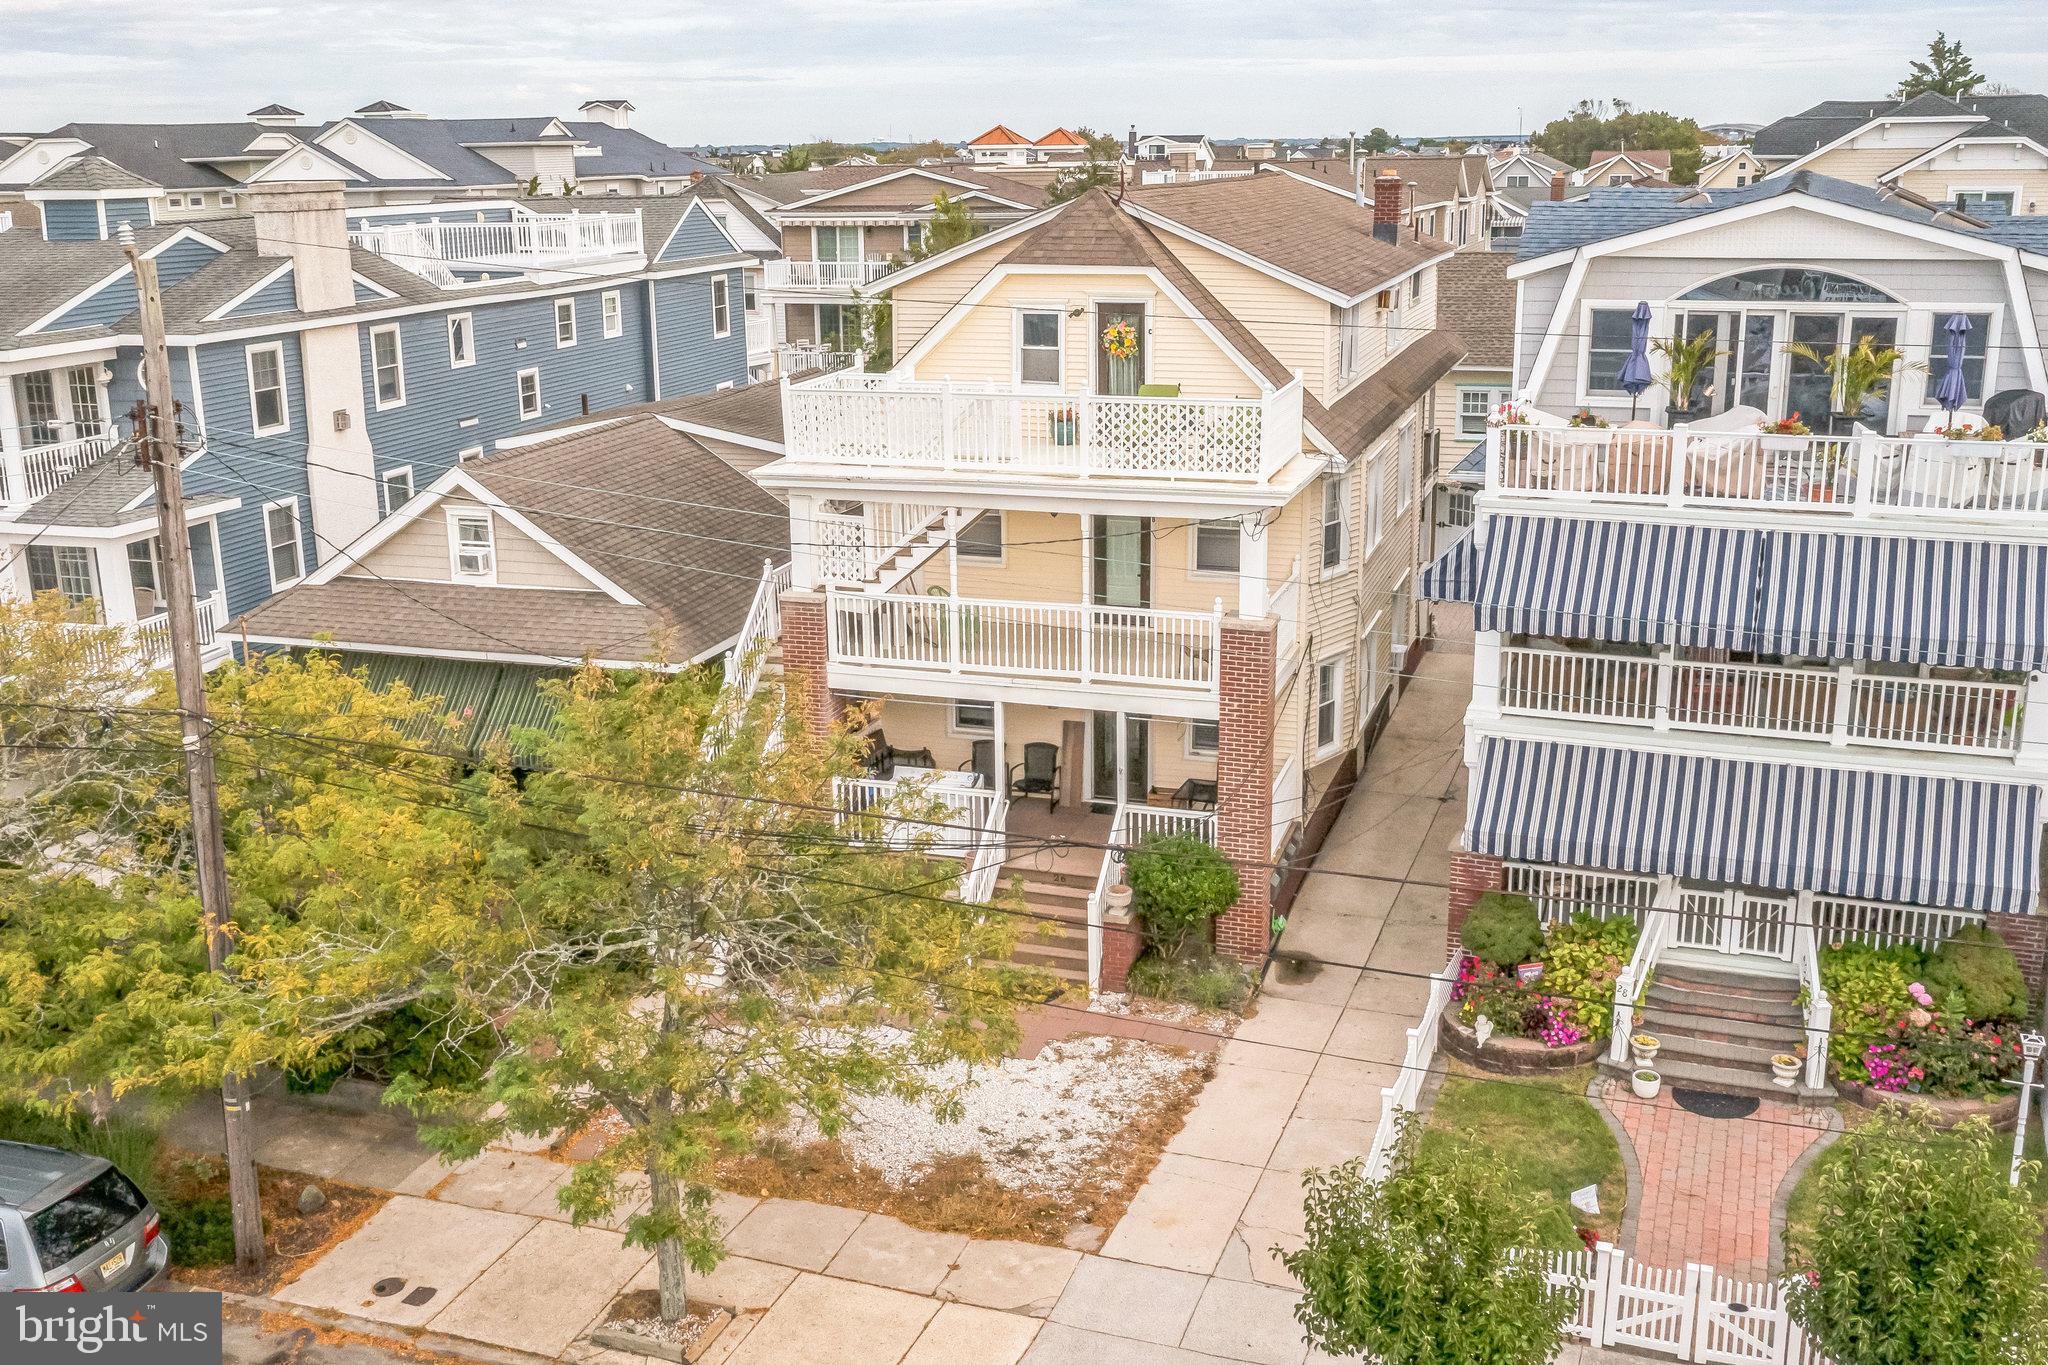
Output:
left=1035, top=127, right=1089, bottom=147
left=966, top=123, right=1032, bottom=147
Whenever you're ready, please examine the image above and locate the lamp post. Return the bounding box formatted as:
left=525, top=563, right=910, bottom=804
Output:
left=2010, top=1032, right=2045, bottom=1188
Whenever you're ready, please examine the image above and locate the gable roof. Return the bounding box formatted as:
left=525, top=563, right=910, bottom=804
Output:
left=1036, top=128, right=1089, bottom=148
left=1589, top=149, right=1672, bottom=171
left=1436, top=251, right=1514, bottom=368
left=558, top=122, right=720, bottom=181
left=1317, top=331, right=1465, bottom=455
left=1267, top=154, right=1488, bottom=208
left=761, top=163, right=1049, bottom=212
left=1754, top=93, right=2048, bottom=160
left=965, top=123, right=1032, bottom=147
left=247, top=104, right=304, bottom=118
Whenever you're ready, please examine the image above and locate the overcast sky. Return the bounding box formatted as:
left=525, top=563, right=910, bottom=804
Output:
left=7, top=1, right=2047, bottom=146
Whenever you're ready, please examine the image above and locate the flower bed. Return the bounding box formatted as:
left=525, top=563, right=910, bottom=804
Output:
left=1817, top=930, right=2030, bottom=1104
left=1440, top=1007, right=1601, bottom=1073
left=1835, top=1075, right=2021, bottom=1131
left=1450, top=895, right=1639, bottom=1070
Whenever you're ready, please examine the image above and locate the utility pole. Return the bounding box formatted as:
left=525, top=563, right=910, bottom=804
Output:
left=125, top=241, right=266, bottom=1269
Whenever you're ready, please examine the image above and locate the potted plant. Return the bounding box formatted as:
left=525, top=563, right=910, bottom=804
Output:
left=1759, top=412, right=1812, bottom=436
left=1652, top=328, right=1725, bottom=423
left=1568, top=409, right=1610, bottom=429
left=1631, top=1032, right=1660, bottom=1066
left=1771, top=1053, right=1802, bottom=1087
left=1048, top=404, right=1079, bottom=446
left=1632, top=1067, right=1661, bottom=1099
left=1786, top=335, right=1920, bottom=435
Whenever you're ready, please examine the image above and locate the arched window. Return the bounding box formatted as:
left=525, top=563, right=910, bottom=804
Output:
left=1680, top=268, right=1897, bottom=304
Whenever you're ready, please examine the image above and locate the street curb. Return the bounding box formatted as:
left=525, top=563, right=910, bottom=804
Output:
left=210, top=1286, right=565, bottom=1365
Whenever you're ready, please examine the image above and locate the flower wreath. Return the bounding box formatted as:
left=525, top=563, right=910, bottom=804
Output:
left=1101, top=320, right=1139, bottom=360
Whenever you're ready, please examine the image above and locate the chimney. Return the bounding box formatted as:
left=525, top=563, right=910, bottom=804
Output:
left=1550, top=171, right=1566, bottom=201
left=1372, top=170, right=1402, bottom=244
left=1127, top=124, right=1137, bottom=157
left=245, top=181, right=354, bottom=313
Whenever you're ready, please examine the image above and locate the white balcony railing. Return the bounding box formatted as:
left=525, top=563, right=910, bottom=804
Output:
left=827, top=588, right=1223, bottom=694
left=348, top=211, right=643, bottom=284
left=832, top=771, right=999, bottom=852
left=763, top=258, right=895, bottom=291
left=1087, top=801, right=1219, bottom=992
left=785, top=373, right=1304, bottom=483
left=777, top=345, right=862, bottom=377
left=1497, top=644, right=2026, bottom=756
left=4, top=428, right=117, bottom=506
left=68, top=593, right=223, bottom=671
left=1488, top=425, right=2048, bottom=526
left=1268, top=556, right=1303, bottom=682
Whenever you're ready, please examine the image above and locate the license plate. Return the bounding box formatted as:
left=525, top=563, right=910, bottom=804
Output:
left=99, top=1247, right=130, bottom=1279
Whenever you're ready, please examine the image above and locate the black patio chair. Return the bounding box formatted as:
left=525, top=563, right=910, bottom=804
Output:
left=1009, top=741, right=1060, bottom=813
left=959, top=738, right=997, bottom=790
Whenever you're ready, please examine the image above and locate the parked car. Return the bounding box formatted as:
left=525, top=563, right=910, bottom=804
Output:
left=0, top=1141, right=169, bottom=1291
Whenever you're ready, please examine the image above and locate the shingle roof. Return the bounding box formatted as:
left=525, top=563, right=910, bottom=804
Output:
left=15, top=442, right=235, bottom=528
left=1318, top=331, right=1465, bottom=457
left=754, top=163, right=1047, bottom=211
left=1276, top=155, right=1487, bottom=208
left=1590, top=149, right=1672, bottom=171
left=355, top=101, right=412, bottom=114
left=1127, top=173, right=1447, bottom=300
left=30, top=155, right=160, bottom=193
left=558, top=123, right=720, bottom=181
left=1436, top=251, right=1514, bottom=369
left=966, top=124, right=1032, bottom=147
left=247, top=104, right=303, bottom=118
left=239, top=577, right=667, bottom=664
left=35, top=123, right=282, bottom=189
left=531, top=381, right=785, bottom=448
left=1754, top=93, right=2048, bottom=160
left=314, top=118, right=524, bottom=188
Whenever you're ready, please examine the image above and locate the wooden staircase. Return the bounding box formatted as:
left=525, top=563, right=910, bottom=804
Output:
left=999, top=859, right=1095, bottom=984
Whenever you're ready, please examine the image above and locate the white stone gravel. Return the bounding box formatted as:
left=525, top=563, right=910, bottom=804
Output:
left=789, top=1033, right=1206, bottom=1193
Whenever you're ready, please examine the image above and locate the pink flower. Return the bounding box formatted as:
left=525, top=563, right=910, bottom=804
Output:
left=1908, top=982, right=1934, bottom=1007
left=1908, top=1008, right=1934, bottom=1029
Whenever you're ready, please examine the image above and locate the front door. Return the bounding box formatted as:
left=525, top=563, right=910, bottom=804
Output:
left=1095, top=303, right=1146, bottom=396
left=1089, top=712, right=1150, bottom=809
left=1090, top=516, right=1152, bottom=608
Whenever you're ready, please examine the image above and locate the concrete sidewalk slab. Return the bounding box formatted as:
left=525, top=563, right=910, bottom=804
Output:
left=825, top=1214, right=970, bottom=1295
left=429, top=1217, right=652, bottom=1356
left=935, top=1238, right=1081, bottom=1315
left=1267, top=1117, right=1375, bottom=1174
left=1294, top=1057, right=1398, bottom=1122
left=1231, top=999, right=1342, bottom=1053
left=1259, top=962, right=1361, bottom=1008
left=899, top=1303, right=1041, bottom=1365
left=275, top=1196, right=534, bottom=1327
left=1050, top=1257, right=1207, bottom=1346
left=1215, top=1039, right=1320, bottom=1075
left=1022, top=1323, right=1221, bottom=1364
left=724, top=1273, right=937, bottom=1365
left=627, top=1250, right=798, bottom=1312
left=1166, top=1062, right=1307, bottom=1168
left=1100, top=1157, right=1257, bottom=1274
left=722, top=1197, right=868, bottom=1272
left=1180, top=1278, right=1308, bottom=1365
left=436, top=1151, right=573, bottom=1213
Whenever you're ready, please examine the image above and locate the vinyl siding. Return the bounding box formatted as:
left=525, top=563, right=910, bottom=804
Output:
left=40, top=201, right=104, bottom=241
left=103, top=199, right=153, bottom=235
left=359, top=285, right=656, bottom=488
left=179, top=334, right=314, bottom=619
left=223, top=267, right=299, bottom=319
left=156, top=236, right=228, bottom=287
left=652, top=269, right=749, bottom=397
left=354, top=279, right=386, bottom=303
left=656, top=203, right=737, bottom=262
left=1156, top=236, right=1331, bottom=399
left=343, top=496, right=596, bottom=589
left=49, top=238, right=226, bottom=332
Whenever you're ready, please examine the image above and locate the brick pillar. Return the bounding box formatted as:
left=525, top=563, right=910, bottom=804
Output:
left=1446, top=845, right=1505, bottom=958
left=1985, top=910, right=2048, bottom=1002
left=777, top=589, right=837, bottom=738
left=1214, top=618, right=1276, bottom=964
left=1101, top=902, right=1143, bottom=995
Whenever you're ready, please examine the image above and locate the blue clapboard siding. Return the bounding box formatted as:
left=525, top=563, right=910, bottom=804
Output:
left=103, top=199, right=154, bottom=236
left=657, top=203, right=735, bottom=262
left=179, top=335, right=314, bottom=619
left=156, top=236, right=226, bottom=287
left=354, top=279, right=386, bottom=303
left=653, top=270, right=749, bottom=396
left=360, top=285, right=655, bottom=488
left=223, top=267, right=298, bottom=319
left=41, top=201, right=105, bottom=241
left=43, top=236, right=229, bottom=333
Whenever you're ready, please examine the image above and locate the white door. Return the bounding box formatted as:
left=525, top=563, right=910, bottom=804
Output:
left=1673, top=889, right=1794, bottom=961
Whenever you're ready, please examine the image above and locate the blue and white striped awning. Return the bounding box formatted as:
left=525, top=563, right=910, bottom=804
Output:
left=1468, top=514, right=2048, bottom=670
left=1752, top=532, right=2048, bottom=671
left=1420, top=534, right=1479, bottom=604
left=1473, top=516, right=1765, bottom=649
left=1468, top=737, right=2043, bottom=915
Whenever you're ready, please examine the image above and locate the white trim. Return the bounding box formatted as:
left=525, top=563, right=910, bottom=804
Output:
left=245, top=341, right=291, bottom=435
left=711, top=274, right=732, bottom=339
left=202, top=259, right=295, bottom=323
left=1184, top=716, right=1220, bottom=759
left=1187, top=518, right=1240, bottom=579
left=554, top=296, right=577, bottom=348
left=652, top=198, right=742, bottom=262
left=516, top=366, right=542, bottom=420
left=1123, top=199, right=1453, bottom=307
left=601, top=288, right=623, bottom=338
left=2003, top=256, right=2048, bottom=391
left=1313, top=652, right=1346, bottom=757
left=856, top=203, right=1064, bottom=294
left=1948, top=185, right=2023, bottom=213
left=1774, top=113, right=1988, bottom=178
left=446, top=506, right=497, bottom=583
left=1886, top=132, right=2048, bottom=179
left=653, top=416, right=784, bottom=457
left=1012, top=303, right=1064, bottom=387
left=20, top=227, right=227, bottom=336
left=446, top=311, right=474, bottom=368
left=262, top=496, right=305, bottom=590
left=309, top=120, right=451, bottom=182
left=380, top=465, right=414, bottom=516
left=369, top=323, right=406, bottom=409
left=458, top=445, right=485, bottom=462
left=349, top=270, right=398, bottom=301
left=243, top=141, right=367, bottom=185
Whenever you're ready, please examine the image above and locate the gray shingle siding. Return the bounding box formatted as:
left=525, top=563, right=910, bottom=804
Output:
left=657, top=204, right=736, bottom=263
left=359, top=285, right=656, bottom=487
left=653, top=270, right=748, bottom=396
left=42, top=201, right=105, bottom=241
left=223, top=268, right=298, bottom=319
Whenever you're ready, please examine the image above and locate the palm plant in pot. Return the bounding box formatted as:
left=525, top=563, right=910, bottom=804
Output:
left=1652, top=328, right=1724, bottom=423
left=1785, top=335, right=1920, bottom=435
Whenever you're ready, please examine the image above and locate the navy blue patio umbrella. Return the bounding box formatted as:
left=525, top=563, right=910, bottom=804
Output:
left=1619, top=301, right=1654, bottom=420
left=1934, top=313, right=1972, bottom=424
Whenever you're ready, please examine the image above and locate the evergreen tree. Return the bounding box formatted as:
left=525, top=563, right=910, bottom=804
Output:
left=1896, top=32, right=1987, bottom=99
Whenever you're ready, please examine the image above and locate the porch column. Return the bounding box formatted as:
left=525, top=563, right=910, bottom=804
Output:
left=1237, top=514, right=1269, bottom=619
left=787, top=492, right=820, bottom=591
left=777, top=588, right=840, bottom=740
left=0, top=377, right=21, bottom=505
left=94, top=541, right=138, bottom=625
left=1215, top=616, right=1277, bottom=963
left=991, top=698, right=1006, bottom=799
left=1445, top=844, right=1505, bottom=958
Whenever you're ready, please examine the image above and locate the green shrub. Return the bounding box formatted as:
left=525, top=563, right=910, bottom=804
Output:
left=1921, top=925, right=2028, bottom=1023
left=0, top=1106, right=164, bottom=1203
left=1462, top=892, right=1544, bottom=970
left=159, top=1196, right=237, bottom=1267
left=1125, top=833, right=1240, bottom=958
left=1817, top=941, right=1922, bottom=1068
left=1538, top=913, right=1639, bottom=1039
left=1127, top=950, right=1255, bottom=1011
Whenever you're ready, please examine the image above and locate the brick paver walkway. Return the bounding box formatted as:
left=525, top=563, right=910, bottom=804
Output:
left=1605, top=1081, right=1832, bottom=1279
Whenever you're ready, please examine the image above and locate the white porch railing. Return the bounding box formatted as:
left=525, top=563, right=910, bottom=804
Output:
left=1498, top=644, right=2026, bottom=757
left=1086, top=801, right=1219, bottom=993
left=723, top=558, right=791, bottom=706
left=1361, top=952, right=1460, bottom=1179
left=826, top=589, right=1223, bottom=694
left=1502, top=861, right=1659, bottom=928
left=1488, top=424, right=2048, bottom=526
left=777, top=345, right=862, bottom=376
left=815, top=503, right=947, bottom=585
left=957, top=796, right=1011, bottom=904
left=1608, top=878, right=1677, bottom=1066
left=348, top=211, right=642, bottom=283
left=832, top=772, right=998, bottom=851
left=69, top=593, right=222, bottom=671
left=1791, top=898, right=1831, bottom=1092
left=5, top=428, right=117, bottom=506
left=763, top=258, right=895, bottom=290
left=784, top=373, right=1305, bottom=483
left=1138, top=168, right=1259, bottom=184
left=1809, top=894, right=1983, bottom=953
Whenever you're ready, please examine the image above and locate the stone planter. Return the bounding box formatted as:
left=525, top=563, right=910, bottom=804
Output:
left=1836, top=1075, right=2021, bottom=1131
left=1770, top=1055, right=1801, bottom=1088
left=1631, top=1068, right=1661, bottom=1100
left=1440, top=1008, right=1602, bottom=1074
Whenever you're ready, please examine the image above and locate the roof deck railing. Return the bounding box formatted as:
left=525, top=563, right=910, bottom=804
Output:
left=348, top=210, right=643, bottom=284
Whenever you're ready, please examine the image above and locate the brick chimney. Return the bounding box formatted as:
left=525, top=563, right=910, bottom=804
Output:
left=1372, top=170, right=1402, bottom=245
left=1550, top=171, right=1567, bottom=201
left=245, top=180, right=354, bottom=313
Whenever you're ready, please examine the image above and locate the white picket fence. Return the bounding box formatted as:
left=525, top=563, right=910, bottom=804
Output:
left=1360, top=953, right=1459, bottom=1179
left=1528, top=1243, right=1830, bottom=1363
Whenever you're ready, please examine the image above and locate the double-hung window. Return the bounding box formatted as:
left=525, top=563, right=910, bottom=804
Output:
left=27, top=545, right=97, bottom=610
left=1458, top=385, right=1510, bottom=439
left=447, top=312, right=474, bottom=367
left=1505, top=174, right=1530, bottom=188
left=711, top=276, right=732, bottom=338
left=370, top=325, right=405, bottom=408
left=1191, top=520, right=1240, bottom=575
left=1187, top=719, right=1219, bottom=757
left=1363, top=452, right=1386, bottom=555
left=1586, top=309, right=1636, bottom=395
left=381, top=466, right=414, bottom=516
left=601, top=290, right=622, bottom=338
left=555, top=297, right=577, bottom=347
left=957, top=510, right=1004, bottom=560
left=1928, top=311, right=1993, bottom=406
left=1320, top=473, right=1348, bottom=573
left=1394, top=423, right=1416, bottom=514
left=1315, top=655, right=1345, bottom=755
left=247, top=342, right=288, bottom=435
left=264, top=499, right=303, bottom=588
left=1018, top=310, right=1060, bottom=385
left=516, top=368, right=541, bottom=420
left=451, top=512, right=495, bottom=579
left=1337, top=302, right=1363, bottom=382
